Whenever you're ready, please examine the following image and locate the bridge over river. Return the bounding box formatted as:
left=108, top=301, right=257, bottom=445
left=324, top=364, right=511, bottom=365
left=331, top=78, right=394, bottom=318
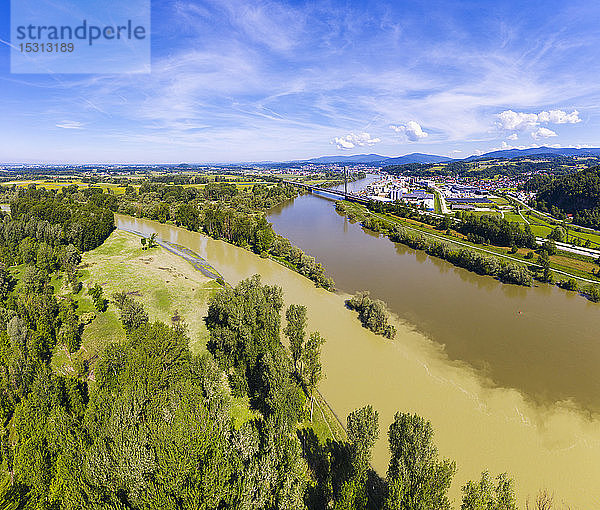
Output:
left=283, top=180, right=371, bottom=204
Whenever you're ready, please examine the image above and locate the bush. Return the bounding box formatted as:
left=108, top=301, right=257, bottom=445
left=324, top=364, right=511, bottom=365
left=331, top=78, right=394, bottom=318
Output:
left=498, top=264, right=533, bottom=286
left=548, top=226, right=566, bottom=242
left=112, top=291, right=149, bottom=332
left=346, top=291, right=396, bottom=339
left=586, top=285, right=600, bottom=302
left=88, top=283, right=107, bottom=312
left=542, top=239, right=557, bottom=255
left=559, top=278, right=579, bottom=292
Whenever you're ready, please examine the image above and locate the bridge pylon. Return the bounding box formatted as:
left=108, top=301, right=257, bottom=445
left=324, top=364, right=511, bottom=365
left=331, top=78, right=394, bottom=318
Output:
left=344, top=166, right=348, bottom=197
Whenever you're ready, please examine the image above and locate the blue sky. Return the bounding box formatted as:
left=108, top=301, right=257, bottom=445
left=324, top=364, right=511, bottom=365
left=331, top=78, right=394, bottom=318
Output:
left=1, top=0, right=600, bottom=163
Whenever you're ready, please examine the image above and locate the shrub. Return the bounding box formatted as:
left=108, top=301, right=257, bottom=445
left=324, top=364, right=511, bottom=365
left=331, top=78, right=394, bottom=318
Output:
left=88, top=283, right=107, bottom=312
left=559, top=278, right=579, bottom=292
left=586, top=285, right=600, bottom=303
left=346, top=291, right=396, bottom=339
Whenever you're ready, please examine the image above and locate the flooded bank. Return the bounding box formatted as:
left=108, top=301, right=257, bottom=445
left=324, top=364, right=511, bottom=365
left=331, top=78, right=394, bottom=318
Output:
left=116, top=214, right=600, bottom=508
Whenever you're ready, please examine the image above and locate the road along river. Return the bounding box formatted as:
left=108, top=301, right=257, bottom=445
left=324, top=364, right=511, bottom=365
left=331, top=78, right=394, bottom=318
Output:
left=117, top=211, right=600, bottom=509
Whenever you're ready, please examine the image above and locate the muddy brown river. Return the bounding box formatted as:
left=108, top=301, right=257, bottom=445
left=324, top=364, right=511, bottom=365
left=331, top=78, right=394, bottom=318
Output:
left=117, top=190, right=600, bottom=508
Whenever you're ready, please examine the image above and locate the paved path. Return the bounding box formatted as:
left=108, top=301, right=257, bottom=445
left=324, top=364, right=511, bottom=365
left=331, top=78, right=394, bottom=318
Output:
left=432, top=187, right=450, bottom=214
left=518, top=209, right=530, bottom=225
left=536, top=237, right=600, bottom=258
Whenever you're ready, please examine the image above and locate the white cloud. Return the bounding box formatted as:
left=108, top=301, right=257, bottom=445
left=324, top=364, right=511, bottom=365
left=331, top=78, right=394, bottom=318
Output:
left=496, top=110, right=539, bottom=131
left=507, top=133, right=518, bottom=140
left=486, top=141, right=536, bottom=152
left=56, top=121, right=84, bottom=130
left=485, top=141, right=578, bottom=153
left=537, top=109, right=581, bottom=124
left=531, top=127, right=558, bottom=140
left=497, top=109, right=581, bottom=131
left=451, top=149, right=462, bottom=153
left=389, top=121, right=428, bottom=141
left=332, top=132, right=381, bottom=150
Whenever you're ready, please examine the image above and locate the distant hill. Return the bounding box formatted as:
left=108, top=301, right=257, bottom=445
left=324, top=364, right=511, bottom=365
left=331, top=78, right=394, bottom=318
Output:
left=383, top=153, right=453, bottom=165
left=303, top=154, right=389, bottom=164
left=469, top=147, right=600, bottom=161
left=298, top=153, right=453, bottom=165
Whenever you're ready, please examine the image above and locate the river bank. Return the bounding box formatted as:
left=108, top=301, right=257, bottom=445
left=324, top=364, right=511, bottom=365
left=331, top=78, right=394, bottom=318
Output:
left=117, top=214, right=600, bottom=508
left=268, top=183, right=600, bottom=413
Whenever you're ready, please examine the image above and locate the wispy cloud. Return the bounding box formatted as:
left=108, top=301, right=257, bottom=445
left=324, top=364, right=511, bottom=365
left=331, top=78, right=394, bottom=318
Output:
left=56, top=121, right=84, bottom=130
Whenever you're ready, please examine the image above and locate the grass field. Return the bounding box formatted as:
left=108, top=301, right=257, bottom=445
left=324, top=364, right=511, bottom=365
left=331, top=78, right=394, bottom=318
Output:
left=503, top=212, right=526, bottom=223
left=51, top=229, right=223, bottom=378
left=272, top=173, right=305, bottom=180
left=489, top=196, right=510, bottom=206
left=467, top=210, right=502, bottom=218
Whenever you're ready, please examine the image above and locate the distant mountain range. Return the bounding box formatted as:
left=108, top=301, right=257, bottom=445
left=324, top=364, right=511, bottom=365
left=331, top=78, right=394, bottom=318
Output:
left=384, top=153, right=454, bottom=165
left=466, top=147, right=600, bottom=160
left=282, top=147, right=600, bottom=167
left=293, top=153, right=453, bottom=165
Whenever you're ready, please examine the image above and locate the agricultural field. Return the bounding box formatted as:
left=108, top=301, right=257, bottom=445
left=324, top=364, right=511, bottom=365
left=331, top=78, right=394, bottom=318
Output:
left=1, top=179, right=128, bottom=194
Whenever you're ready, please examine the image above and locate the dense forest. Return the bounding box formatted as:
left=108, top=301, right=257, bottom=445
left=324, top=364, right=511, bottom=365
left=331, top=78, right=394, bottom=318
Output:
left=454, top=213, right=537, bottom=249
left=7, top=186, right=115, bottom=254
left=533, top=166, right=600, bottom=228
